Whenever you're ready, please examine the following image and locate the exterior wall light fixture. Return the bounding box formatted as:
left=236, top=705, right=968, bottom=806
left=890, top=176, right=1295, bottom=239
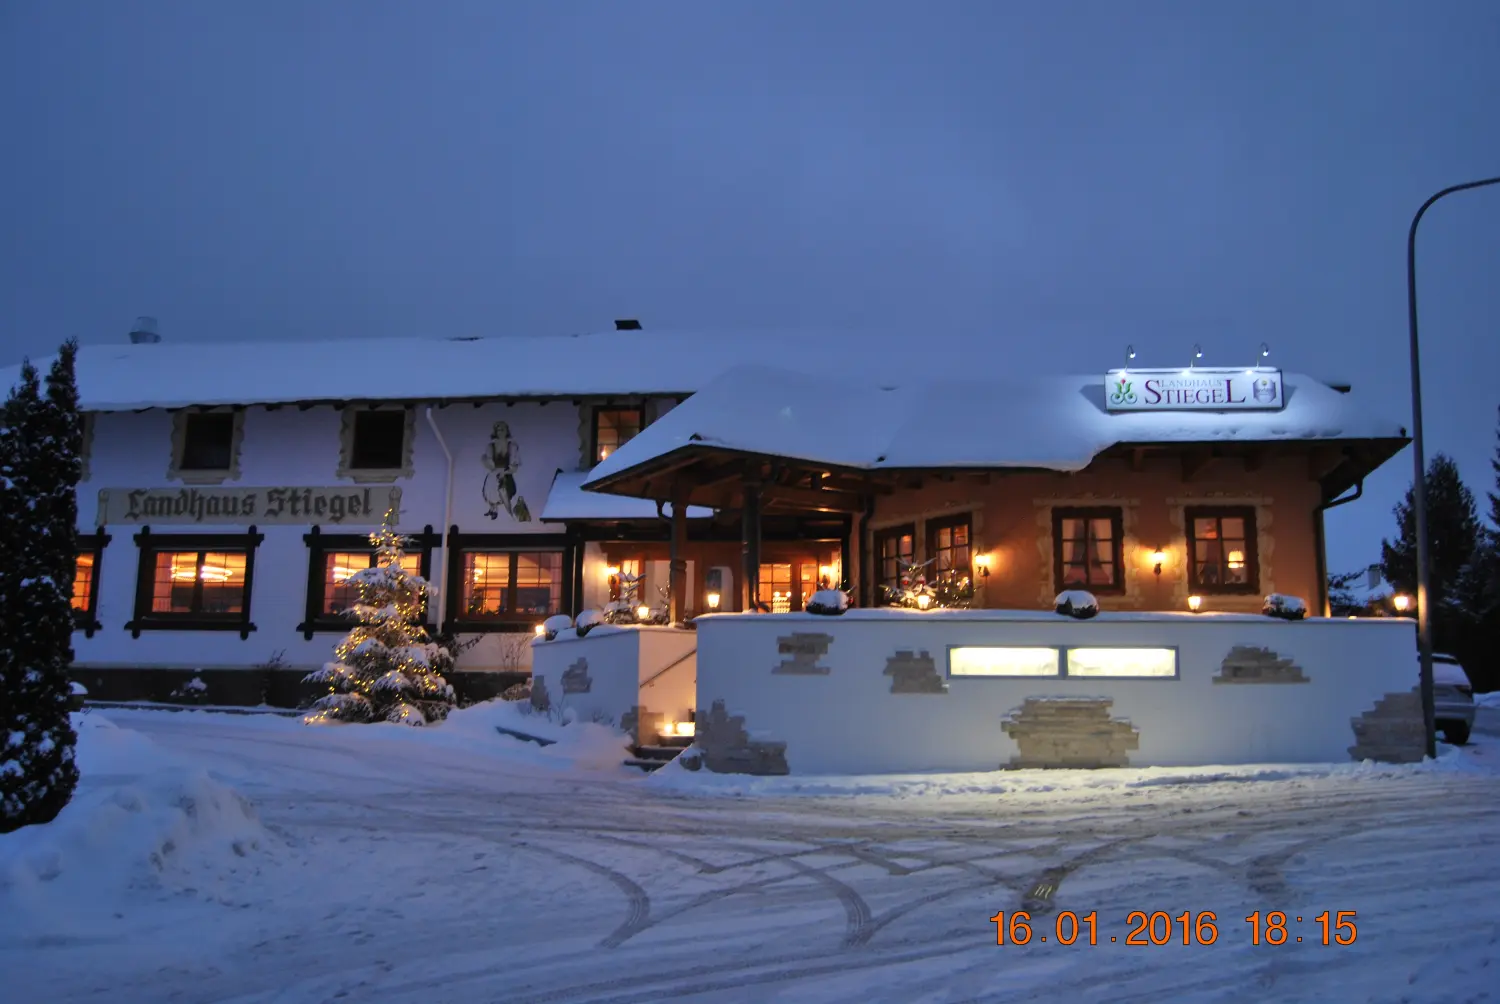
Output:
left=706, top=591, right=721, bottom=610
left=1151, top=548, right=1166, bottom=578
left=974, top=554, right=992, bottom=578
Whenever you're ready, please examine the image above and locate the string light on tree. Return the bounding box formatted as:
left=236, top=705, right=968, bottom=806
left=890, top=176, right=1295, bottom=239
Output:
left=302, top=506, right=456, bottom=726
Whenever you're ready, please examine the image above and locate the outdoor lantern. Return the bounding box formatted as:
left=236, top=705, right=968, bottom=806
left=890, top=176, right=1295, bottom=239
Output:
left=1151, top=548, right=1166, bottom=577
left=916, top=592, right=933, bottom=610
left=1188, top=595, right=1203, bottom=613
left=706, top=591, right=721, bottom=610
left=636, top=604, right=651, bottom=621
left=974, top=554, right=992, bottom=578
left=1393, top=593, right=1412, bottom=613
left=533, top=624, right=546, bottom=636
left=605, top=565, right=620, bottom=577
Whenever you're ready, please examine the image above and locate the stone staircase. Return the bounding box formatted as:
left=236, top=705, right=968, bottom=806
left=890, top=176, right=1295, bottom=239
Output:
left=624, top=733, right=695, bottom=772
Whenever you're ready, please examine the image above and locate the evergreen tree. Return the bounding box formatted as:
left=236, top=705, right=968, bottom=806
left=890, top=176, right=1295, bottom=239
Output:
left=1380, top=452, right=1483, bottom=629
left=1477, top=407, right=1500, bottom=616
left=1326, top=570, right=1368, bottom=617
left=303, top=507, right=456, bottom=725
left=1, top=342, right=83, bottom=832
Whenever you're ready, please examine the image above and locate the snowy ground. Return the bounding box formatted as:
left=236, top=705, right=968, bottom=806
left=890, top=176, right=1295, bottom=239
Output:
left=4, top=704, right=1500, bottom=1004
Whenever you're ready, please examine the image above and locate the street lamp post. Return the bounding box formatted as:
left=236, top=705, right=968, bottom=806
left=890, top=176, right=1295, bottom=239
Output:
left=1406, top=175, right=1500, bottom=759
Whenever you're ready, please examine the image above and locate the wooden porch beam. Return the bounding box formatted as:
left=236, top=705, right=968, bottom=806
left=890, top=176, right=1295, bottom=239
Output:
left=759, top=484, right=866, bottom=514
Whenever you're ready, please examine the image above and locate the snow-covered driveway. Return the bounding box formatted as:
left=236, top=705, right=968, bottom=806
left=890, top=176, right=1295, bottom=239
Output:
left=7, top=708, right=1500, bottom=1004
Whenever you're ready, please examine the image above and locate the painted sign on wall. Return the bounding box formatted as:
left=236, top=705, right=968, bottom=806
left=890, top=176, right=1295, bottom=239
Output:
left=1104, top=368, right=1284, bottom=412
left=96, top=486, right=402, bottom=526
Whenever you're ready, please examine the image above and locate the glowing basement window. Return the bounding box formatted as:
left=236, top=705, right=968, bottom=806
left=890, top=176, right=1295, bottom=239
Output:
left=1066, top=647, right=1177, bottom=678
left=949, top=647, right=1060, bottom=677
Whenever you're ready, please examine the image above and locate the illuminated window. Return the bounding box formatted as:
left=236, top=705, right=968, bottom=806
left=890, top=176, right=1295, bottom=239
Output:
left=758, top=562, right=794, bottom=612
left=950, top=647, right=1061, bottom=677
left=298, top=527, right=437, bottom=638
left=874, top=525, right=914, bottom=602
left=928, top=514, right=972, bottom=575
left=72, top=552, right=96, bottom=612
left=323, top=551, right=422, bottom=615
left=1186, top=506, right=1257, bottom=592
left=1053, top=507, right=1123, bottom=592
left=460, top=550, right=563, bottom=618
left=592, top=407, right=644, bottom=466
left=1066, top=647, right=1177, bottom=678
left=72, top=530, right=111, bottom=637
left=151, top=551, right=249, bottom=615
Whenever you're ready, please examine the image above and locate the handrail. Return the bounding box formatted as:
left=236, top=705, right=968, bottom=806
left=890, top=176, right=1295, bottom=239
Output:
left=641, top=647, right=697, bottom=689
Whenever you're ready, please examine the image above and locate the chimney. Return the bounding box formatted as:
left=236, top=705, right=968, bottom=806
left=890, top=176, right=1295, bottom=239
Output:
left=614, top=318, right=642, bottom=331
left=128, top=316, right=161, bottom=344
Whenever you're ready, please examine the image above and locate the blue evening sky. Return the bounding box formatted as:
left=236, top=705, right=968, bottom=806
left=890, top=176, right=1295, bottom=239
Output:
left=2, top=1, right=1498, bottom=577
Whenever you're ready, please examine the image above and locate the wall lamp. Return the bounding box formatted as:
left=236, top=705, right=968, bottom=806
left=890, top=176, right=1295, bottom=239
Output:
left=974, top=554, right=992, bottom=578
left=1150, top=548, right=1166, bottom=578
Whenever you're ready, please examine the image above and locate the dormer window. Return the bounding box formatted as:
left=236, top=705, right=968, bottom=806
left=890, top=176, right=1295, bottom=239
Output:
left=591, top=406, right=644, bottom=466
left=169, top=409, right=244, bottom=483
left=181, top=413, right=235, bottom=470
left=338, top=407, right=414, bottom=482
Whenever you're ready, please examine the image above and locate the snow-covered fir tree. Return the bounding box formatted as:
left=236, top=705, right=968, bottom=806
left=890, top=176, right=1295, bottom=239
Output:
left=303, top=508, right=456, bottom=725
left=1, top=342, right=84, bottom=832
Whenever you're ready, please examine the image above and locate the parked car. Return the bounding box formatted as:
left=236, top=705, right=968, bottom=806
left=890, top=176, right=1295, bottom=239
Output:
left=1431, top=653, right=1474, bottom=745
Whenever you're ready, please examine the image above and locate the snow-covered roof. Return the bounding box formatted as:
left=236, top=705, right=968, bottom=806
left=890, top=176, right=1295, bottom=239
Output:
left=0, top=331, right=815, bottom=411
left=585, top=364, right=1408, bottom=484
left=538, top=471, right=715, bottom=522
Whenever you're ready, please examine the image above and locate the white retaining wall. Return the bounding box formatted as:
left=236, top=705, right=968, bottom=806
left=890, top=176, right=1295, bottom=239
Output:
left=530, top=626, right=697, bottom=735
left=693, top=609, right=1421, bottom=774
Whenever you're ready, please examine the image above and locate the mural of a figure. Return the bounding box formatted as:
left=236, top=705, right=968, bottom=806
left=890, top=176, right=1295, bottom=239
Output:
left=482, top=421, right=531, bottom=522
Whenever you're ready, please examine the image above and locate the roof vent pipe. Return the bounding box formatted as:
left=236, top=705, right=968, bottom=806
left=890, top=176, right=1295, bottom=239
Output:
left=128, top=316, right=161, bottom=343
left=614, top=319, right=642, bottom=331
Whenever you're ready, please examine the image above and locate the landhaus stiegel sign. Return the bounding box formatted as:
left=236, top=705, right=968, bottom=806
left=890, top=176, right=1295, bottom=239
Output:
left=96, top=486, right=402, bottom=526
left=1104, top=368, right=1284, bottom=412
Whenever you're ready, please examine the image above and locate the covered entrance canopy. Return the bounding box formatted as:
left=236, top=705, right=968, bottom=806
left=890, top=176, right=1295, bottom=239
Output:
left=581, top=364, right=1409, bottom=614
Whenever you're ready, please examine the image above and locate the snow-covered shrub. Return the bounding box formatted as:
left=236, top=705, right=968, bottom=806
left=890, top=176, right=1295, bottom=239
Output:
left=1263, top=593, right=1307, bottom=621
left=575, top=609, right=605, bottom=637
left=1, top=343, right=84, bottom=832
left=500, top=680, right=531, bottom=702
left=805, top=589, right=850, bottom=616
left=1055, top=590, right=1100, bottom=619
left=541, top=613, right=573, bottom=641
left=302, top=508, right=456, bottom=726
left=168, top=675, right=211, bottom=705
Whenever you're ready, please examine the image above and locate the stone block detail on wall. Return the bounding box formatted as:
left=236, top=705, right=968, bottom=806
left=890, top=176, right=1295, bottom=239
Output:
left=773, top=632, right=833, bottom=675
left=1214, top=645, right=1309, bottom=684
left=1001, top=697, right=1140, bottom=769
left=529, top=674, right=551, bottom=714
left=561, top=658, right=592, bottom=694
left=1348, top=689, right=1426, bottom=764
left=620, top=705, right=664, bottom=746
left=697, top=699, right=789, bottom=775
left=884, top=650, right=947, bottom=694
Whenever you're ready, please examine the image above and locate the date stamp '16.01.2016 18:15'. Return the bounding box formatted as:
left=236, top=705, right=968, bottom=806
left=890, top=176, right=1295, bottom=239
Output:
left=990, top=910, right=1358, bottom=947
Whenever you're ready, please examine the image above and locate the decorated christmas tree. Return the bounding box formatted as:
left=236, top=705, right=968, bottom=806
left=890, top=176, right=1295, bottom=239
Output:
left=881, top=556, right=974, bottom=610
left=303, top=508, right=455, bottom=725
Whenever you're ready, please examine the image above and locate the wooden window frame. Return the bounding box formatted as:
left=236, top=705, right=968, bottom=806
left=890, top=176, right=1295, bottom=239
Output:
left=873, top=524, right=916, bottom=602
left=443, top=530, right=577, bottom=633
left=167, top=407, right=245, bottom=485
left=1052, top=507, right=1126, bottom=595
left=125, top=526, right=263, bottom=638
left=73, top=527, right=111, bottom=638
left=297, top=524, right=439, bottom=639
left=925, top=512, right=974, bottom=575
left=1185, top=505, right=1259, bottom=594
left=590, top=405, right=645, bottom=468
